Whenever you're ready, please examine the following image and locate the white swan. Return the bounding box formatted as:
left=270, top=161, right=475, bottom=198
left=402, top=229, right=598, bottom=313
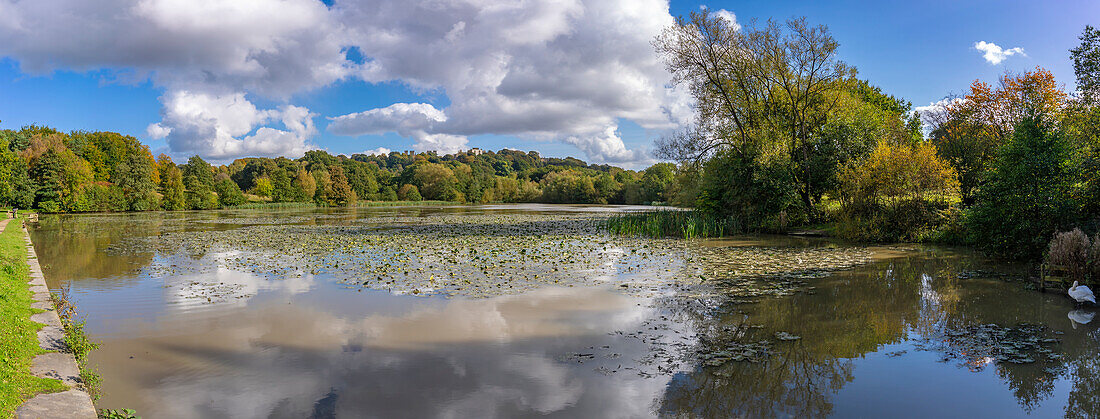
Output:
left=1069, top=281, right=1096, bottom=305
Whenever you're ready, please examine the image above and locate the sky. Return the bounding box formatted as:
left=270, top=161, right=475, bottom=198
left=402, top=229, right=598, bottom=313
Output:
left=0, top=0, right=1097, bottom=168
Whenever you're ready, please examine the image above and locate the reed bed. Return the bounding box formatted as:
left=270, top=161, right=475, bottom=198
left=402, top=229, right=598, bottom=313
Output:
left=606, top=210, right=738, bottom=239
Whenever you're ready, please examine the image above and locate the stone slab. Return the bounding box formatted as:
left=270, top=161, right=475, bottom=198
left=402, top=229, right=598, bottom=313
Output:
left=29, top=311, right=62, bottom=328
left=15, top=390, right=96, bottom=419
left=31, top=353, right=81, bottom=386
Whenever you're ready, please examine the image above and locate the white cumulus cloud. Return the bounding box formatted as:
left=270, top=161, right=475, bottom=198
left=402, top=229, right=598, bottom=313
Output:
left=974, top=41, right=1026, bottom=65
left=0, top=0, right=692, bottom=165
left=155, top=90, right=316, bottom=161
left=330, top=0, right=689, bottom=165
left=360, top=147, right=392, bottom=156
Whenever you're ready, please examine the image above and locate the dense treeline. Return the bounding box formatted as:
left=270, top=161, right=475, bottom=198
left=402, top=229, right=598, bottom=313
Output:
left=0, top=127, right=680, bottom=213
left=652, top=12, right=1100, bottom=261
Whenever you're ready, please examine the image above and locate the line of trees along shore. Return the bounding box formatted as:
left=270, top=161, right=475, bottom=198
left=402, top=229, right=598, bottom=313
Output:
left=651, top=12, right=1100, bottom=261
left=0, top=127, right=680, bottom=213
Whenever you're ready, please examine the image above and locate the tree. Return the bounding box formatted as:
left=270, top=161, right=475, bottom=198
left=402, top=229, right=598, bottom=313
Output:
left=161, top=162, right=186, bottom=210
left=269, top=168, right=296, bottom=202
left=967, top=116, right=1079, bottom=259
left=397, top=184, right=422, bottom=201
left=0, top=137, right=34, bottom=208
left=540, top=170, right=597, bottom=203
left=293, top=169, right=316, bottom=202
left=1071, top=25, right=1100, bottom=102
left=328, top=165, right=357, bottom=206
left=22, top=135, right=94, bottom=211
left=641, top=163, right=676, bottom=203
left=182, top=156, right=217, bottom=210
left=654, top=12, right=855, bottom=218
left=926, top=68, right=1067, bottom=203
left=408, top=162, right=458, bottom=201
left=214, top=175, right=247, bottom=207
left=115, top=153, right=159, bottom=210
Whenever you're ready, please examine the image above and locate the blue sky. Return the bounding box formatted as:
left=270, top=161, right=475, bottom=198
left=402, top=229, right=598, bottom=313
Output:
left=0, top=0, right=1096, bottom=167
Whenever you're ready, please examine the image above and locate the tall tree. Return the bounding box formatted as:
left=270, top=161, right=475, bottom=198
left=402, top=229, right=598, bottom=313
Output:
left=214, top=174, right=247, bottom=207
left=1071, top=25, right=1100, bottom=102
left=654, top=11, right=855, bottom=218
left=161, top=163, right=186, bottom=210
left=328, top=165, right=357, bottom=207
left=967, top=116, right=1078, bottom=259
left=115, top=153, right=159, bottom=210
left=182, top=156, right=217, bottom=210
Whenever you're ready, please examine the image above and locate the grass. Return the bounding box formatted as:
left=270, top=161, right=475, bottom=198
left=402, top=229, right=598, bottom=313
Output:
left=606, top=210, right=740, bottom=239
left=51, top=287, right=100, bottom=400
left=0, top=217, right=68, bottom=417
left=230, top=201, right=317, bottom=209
left=356, top=200, right=453, bottom=207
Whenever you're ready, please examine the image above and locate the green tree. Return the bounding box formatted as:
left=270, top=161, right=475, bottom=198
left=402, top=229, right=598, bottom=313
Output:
left=161, top=163, right=186, bottom=211
left=269, top=168, right=297, bottom=202
left=214, top=175, right=247, bottom=207
left=328, top=165, right=357, bottom=206
left=182, top=156, right=217, bottom=210
left=0, top=138, right=34, bottom=208
left=408, top=162, right=458, bottom=201
left=967, top=116, right=1079, bottom=259
left=1071, top=25, right=1100, bottom=102
left=292, top=169, right=316, bottom=202
left=641, top=163, right=676, bottom=203
left=397, top=184, right=422, bottom=201
left=115, top=153, right=159, bottom=211
left=539, top=170, right=597, bottom=203
left=654, top=12, right=854, bottom=218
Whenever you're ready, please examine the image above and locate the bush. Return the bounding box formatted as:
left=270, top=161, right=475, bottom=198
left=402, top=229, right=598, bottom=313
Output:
left=1047, top=228, right=1091, bottom=281
left=692, top=149, right=802, bottom=231
left=397, top=184, right=422, bottom=201
left=836, top=141, right=959, bottom=242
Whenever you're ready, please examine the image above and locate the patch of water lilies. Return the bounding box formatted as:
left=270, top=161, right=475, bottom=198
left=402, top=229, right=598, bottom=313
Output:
left=914, top=322, right=1065, bottom=371
left=104, top=211, right=879, bottom=303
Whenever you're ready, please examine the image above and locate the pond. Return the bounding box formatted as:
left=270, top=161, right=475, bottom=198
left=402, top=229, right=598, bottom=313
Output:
left=30, top=204, right=1100, bottom=418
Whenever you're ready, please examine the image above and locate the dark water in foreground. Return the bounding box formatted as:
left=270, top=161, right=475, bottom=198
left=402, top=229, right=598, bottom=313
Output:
left=30, top=205, right=1100, bottom=418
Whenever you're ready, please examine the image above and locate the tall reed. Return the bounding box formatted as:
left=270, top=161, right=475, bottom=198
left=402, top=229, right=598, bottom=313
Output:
left=606, top=210, right=738, bottom=239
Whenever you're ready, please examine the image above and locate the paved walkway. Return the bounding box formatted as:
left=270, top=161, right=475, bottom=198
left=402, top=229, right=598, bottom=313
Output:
left=9, top=218, right=96, bottom=419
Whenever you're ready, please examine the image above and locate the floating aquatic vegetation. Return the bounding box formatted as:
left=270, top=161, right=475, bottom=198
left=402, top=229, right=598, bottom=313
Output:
left=106, top=211, right=878, bottom=303
left=700, top=341, right=772, bottom=366
left=774, top=331, right=801, bottom=341
left=914, top=323, right=1065, bottom=371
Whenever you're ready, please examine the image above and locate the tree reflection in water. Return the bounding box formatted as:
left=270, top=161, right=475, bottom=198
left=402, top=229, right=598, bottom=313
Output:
left=658, top=245, right=1100, bottom=417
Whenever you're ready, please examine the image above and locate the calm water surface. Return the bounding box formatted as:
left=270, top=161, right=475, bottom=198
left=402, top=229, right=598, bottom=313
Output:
left=30, top=205, right=1100, bottom=418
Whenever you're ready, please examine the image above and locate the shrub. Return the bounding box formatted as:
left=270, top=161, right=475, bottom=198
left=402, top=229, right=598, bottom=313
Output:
left=1047, top=228, right=1091, bottom=281
left=836, top=140, right=959, bottom=242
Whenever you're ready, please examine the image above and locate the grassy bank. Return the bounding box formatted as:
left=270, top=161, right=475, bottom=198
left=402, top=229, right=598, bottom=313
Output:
left=606, top=210, right=739, bottom=239
left=0, top=218, right=67, bottom=416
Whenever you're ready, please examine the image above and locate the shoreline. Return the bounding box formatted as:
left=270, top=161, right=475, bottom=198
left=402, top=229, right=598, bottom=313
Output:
left=12, top=218, right=96, bottom=419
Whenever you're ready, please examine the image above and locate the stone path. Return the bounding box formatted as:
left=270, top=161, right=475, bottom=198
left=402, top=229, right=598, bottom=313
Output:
left=8, top=218, right=97, bottom=419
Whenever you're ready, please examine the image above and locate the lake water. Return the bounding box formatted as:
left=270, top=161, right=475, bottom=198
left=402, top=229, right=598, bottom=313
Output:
left=29, top=205, right=1100, bottom=418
